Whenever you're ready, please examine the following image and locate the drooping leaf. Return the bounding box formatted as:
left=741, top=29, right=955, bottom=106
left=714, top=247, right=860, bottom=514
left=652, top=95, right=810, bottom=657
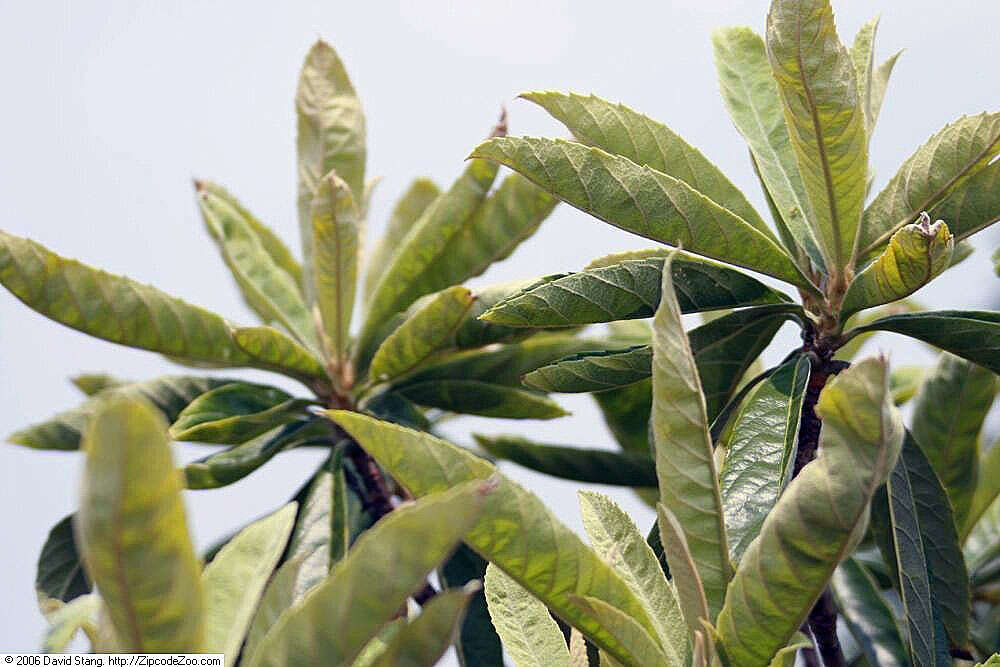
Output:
left=41, top=594, right=100, bottom=653
left=655, top=505, right=710, bottom=641
left=910, top=352, right=996, bottom=525
left=36, top=514, right=91, bottom=605
left=830, top=558, right=908, bottom=667
left=848, top=311, right=1000, bottom=373
left=371, top=586, right=479, bottom=667
left=928, top=159, right=1000, bottom=243
left=438, top=545, right=504, bottom=667
left=469, top=137, right=812, bottom=288
left=230, top=326, right=329, bottom=387
left=860, top=113, right=1000, bottom=256
left=967, top=440, right=1000, bottom=539
left=326, top=411, right=659, bottom=666
left=841, top=215, right=954, bottom=318
left=311, top=171, right=362, bottom=366
left=70, top=374, right=126, bottom=396
left=201, top=503, right=297, bottom=665
left=715, top=358, right=904, bottom=667
left=77, top=394, right=203, bottom=652
left=196, top=182, right=316, bottom=349
left=766, top=0, right=868, bottom=272
left=475, top=435, right=656, bottom=487
left=0, top=230, right=255, bottom=367
left=485, top=564, right=572, bottom=667
left=9, top=376, right=233, bottom=451
left=719, top=355, right=809, bottom=564
left=246, top=483, right=486, bottom=667
left=479, top=255, right=789, bottom=328
left=397, top=380, right=566, bottom=419
left=522, top=91, right=770, bottom=236
left=651, top=252, right=730, bottom=616
left=169, top=382, right=314, bottom=445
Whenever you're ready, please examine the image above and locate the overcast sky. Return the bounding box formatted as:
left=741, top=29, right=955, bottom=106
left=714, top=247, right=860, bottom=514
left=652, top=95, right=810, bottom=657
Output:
left=1, top=0, right=998, bottom=658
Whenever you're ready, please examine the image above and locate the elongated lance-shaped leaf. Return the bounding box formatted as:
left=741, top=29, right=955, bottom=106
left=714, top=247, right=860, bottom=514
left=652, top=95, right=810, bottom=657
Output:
left=848, top=310, right=1000, bottom=374
left=522, top=91, right=771, bottom=238
left=567, top=596, right=672, bottom=667
left=10, top=376, right=234, bottom=451
left=850, top=17, right=878, bottom=135
left=41, top=593, right=100, bottom=653
left=869, top=51, right=901, bottom=131
left=485, top=564, right=572, bottom=667
left=719, top=355, right=809, bottom=564
left=841, top=215, right=954, bottom=319
left=438, top=545, right=504, bottom=667
left=766, top=0, right=869, bottom=273
left=369, top=286, right=474, bottom=382
left=311, top=171, right=361, bottom=367
left=452, top=280, right=544, bottom=349
left=326, top=411, right=659, bottom=666
left=967, top=440, right=1000, bottom=539
left=230, top=325, right=329, bottom=387
left=201, top=503, right=296, bottom=665
left=196, top=182, right=316, bottom=349
left=655, top=505, right=710, bottom=641
left=480, top=255, right=789, bottom=328
left=169, top=382, right=314, bottom=444
left=359, top=157, right=498, bottom=358
left=579, top=492, right=688, bottom=665
left=929, top=159, right=1000, bottom=243
left=716, top=358, right=904, bottom=666
left=831, top=558, right=908, bottom=667
left=247, top=483, right=486, bottom=667
left=371, top=586, right=479, bottom=667
left=0, top=230, right=257, bottom=366
left=475, top=435, right=657, bottom=487
left=860, top=113, right=1000, bottom=255
left=296, top=40, right=365, bottom=288
left=241, top=555, right=309, bottom=664
left=77, top=394, right=203, bottom=652
left=651, top=252, right=730, bottom=616
left=364, top=179, right=441, bottom=299
left=910, top=352, right=996, bottom=528
left=712, top=27, right=824, bottom=270
left=470, top=137, right=812, bottom=289
left=398, top=380, right=567, bottom=420
left=36, top=514, right=90, bottom=606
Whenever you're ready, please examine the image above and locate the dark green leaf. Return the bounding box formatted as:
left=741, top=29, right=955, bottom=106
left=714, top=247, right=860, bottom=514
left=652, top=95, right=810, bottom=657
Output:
left=36, top=515, right=91, bottom=605
left=929, top=160, right=1000, bottom=243
left=397, top=380, right=567, bottom=419
left=169, top=382, right=314, bottom=444
left=830, top=558, right=907, bottom=667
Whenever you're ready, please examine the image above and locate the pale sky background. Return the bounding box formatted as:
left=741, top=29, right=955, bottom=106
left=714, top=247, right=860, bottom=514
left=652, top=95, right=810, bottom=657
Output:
left=1, top=0, right=998, bottom=660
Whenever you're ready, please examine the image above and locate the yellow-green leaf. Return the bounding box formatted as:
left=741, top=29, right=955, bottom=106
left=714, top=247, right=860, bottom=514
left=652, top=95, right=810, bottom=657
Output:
left=370, top=586, right=479, bottom=667
left=485, top=564, right=572, bottom=667
left=41, top=594, right=100, bottom=653
left=231, top=326, right=329, bottom=387
left=567, top=595, right=671, bottom=667
left=655, top=505, right=710, bottom=642
left=169, top=382, right=313, bottom=444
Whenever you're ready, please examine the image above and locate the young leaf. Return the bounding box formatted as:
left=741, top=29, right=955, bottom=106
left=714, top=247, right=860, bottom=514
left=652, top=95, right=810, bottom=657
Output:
left=522, top=91, right=771, bottom=237
left=479, top=255, right=789, bottom=328
left=311, top=171, right=362, bottom=366
left=326, top=411, right=659, bottom=666
left=850, top=17, right=879, bottom=134
left=715, top=358, right=904, bottom=667
left=860, top=113, right=1000, bottom=256
left=928, top=159, right=1000, bottom=243
left=201, top=503, right=297, bottom=665
left=868, top=51, right=902, bottom=134
left=485, top=564, right=572, bottom=667
left=0, top=230, right=254, bottom=367
left=831, top=559, right=908, bottom=667
left=719, top=355, right=810, bottom=564
left=655, top=505, right=710, bottom=640
left=840, top=215, right=954, bottom=318
left=469, top=137, right=812, bottom=288
left=36, top=514, right=91, bottom=605
left=370, top=586, right=479, bottom=667
left=651, top=252, right=731, bottom=616
left=230, top=325, right=329, bottom=386
left=169, top=382, right=313, bottom=444
left=77, top=394, right=203, bottom=652
left=247, top=482, right=487, bottom=667
left=438, top=545, right=504, bottom=667
left=766, top=0, right=868, bottom=272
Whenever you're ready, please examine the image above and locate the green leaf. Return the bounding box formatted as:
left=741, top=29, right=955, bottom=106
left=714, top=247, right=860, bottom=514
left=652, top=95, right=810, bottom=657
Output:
left=474, top=435, right=656, bottom=487
left=371, top=586, right=479, bottom=667
left=651, top=252, right=730, bottom=617
left=364, top=179, right=441, bottom=299
left=830, top=558, right=907, bottom=667
left=469, top=137, right=811, bottom=288
left=369, top=286, right=474, bottom=382
left=928, top=159, right=1000, bottom=243
left=850, top=18, right=878, bottom=133
left=715, top=358, right=904, bottom=667
left=397, top=380, right=567, bottom=419
left=655, top=505, right=710, bottom=641
left=231, top=325, right=329, bottom=386
left=860, top=113, right=1000, bottom=256
left=169, top=382, right=314, bottom=444
left=712, top=26, right=824, bottom=269
left=9, top=376, right=234, bottom=451
left=578, top=492, right=687, bottom=665
left=247, top=482, right=486, bottom=667
left=977, top=655, right=1000, bottom=667
left=523, top=345, right=652, bottom=394
left=77, top=394, right=203, bottom=652
left=719, top=355, right=810, bottom=564
left=196, top=182, right=316, bottom=349
left=841, top=215, right=954, bottom=318
left=593, top=379, right=652, bottom=456
left=967, top=440, right=1000, bottom=539
left=485, top=564, right=572, bottom=667
left=310, top=170, right=362, bottom=367
left=0, top=230, right=256, bottom=367
left=451, top=281, right=544, bottom=349
left=910, top=352, right=996, bottom=524
left=480, top=255, right=789, bottom=328
left=438, top=545, right=504, bottom=667
left=36, top=514, right=91, bottom=605
left=766, top=0, right=869, bottom=272
left=567, top=595, right=671, bottom=667
left=965, top=497, right=1000, bottom=582
left=848, top=310, right=1000, bottom=373
left=201, top=503, right=297, bottom=665
left=326, top=411, right=659, bottom=667
left=359, top=157, right=499, bottom=355
left=71, top=373, right=126, bottom=396
left=890, top=365, right=925, bottom=406
left=241, top=555, right=309, bottom=665
left=41, top=594, right=100, bottom=653
left=522, top=91, right=770, bottom=237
